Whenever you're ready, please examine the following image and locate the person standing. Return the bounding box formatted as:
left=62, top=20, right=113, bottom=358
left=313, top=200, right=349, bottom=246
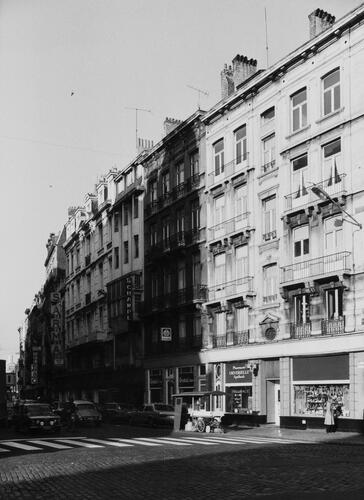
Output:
left=324, top=398, right=335, bottom=433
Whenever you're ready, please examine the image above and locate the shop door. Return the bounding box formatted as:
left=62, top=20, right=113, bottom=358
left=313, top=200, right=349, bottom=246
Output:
left=266, top=380, right=280, bottom=424
left=274, top=383, right=281, bottom=425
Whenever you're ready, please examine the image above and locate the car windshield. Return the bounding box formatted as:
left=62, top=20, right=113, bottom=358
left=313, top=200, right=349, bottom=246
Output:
left=154, top=404, right=174, bottom=412
left=26, top=405, right=52, bottom=416
left=76, top=404, right=95, bottom=411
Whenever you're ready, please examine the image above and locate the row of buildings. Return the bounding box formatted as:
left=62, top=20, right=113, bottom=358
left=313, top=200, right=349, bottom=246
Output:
left=21, top=5, right=364, bottom=430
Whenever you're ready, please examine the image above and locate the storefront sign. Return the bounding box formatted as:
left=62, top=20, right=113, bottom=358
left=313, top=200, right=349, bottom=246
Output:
left=126, top=277, right=133, bottom=320
left=178, top=368, right=194, bottom=389
left=293, top=354, right=349, bottom=381
left=160, top=327, right=172, bottom=342
left=225, top=362, right=252, bottom=384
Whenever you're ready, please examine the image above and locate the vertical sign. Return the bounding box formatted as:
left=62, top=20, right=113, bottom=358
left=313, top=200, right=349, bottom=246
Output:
left=126, top=277, right=133, bottom=320
left=50, top=291, right=64, bottom=366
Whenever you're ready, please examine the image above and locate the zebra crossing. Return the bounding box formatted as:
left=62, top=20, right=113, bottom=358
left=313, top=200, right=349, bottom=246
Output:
left=0, top=434, right=308, bottom=455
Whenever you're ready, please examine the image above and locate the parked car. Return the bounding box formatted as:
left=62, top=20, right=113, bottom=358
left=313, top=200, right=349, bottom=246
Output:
left=130, top=403, right=175, bottom=427
left=13, top=402, right=61, bottom=433
left=100, top=402, right=136, bottom=423
left=73, top=400, right=102, bottom=426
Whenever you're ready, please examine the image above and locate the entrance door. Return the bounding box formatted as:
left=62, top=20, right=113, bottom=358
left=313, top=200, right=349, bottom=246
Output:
left=266, top=380, right=280, bottom=425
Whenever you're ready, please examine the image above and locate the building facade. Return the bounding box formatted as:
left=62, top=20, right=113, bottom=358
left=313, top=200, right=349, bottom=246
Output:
left=201, top=5, right=364, bottom=430
left=142, top=113, right=208, bottom=404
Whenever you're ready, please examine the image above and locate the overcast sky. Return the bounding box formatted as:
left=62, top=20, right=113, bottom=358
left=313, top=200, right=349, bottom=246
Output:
left=0, top=0, right=361, bottom=364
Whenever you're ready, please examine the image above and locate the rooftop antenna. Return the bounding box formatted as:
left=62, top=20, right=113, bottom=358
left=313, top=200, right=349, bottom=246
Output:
left=187, top=85, right=209, bottom=110
left=125, top=107, right=152, bottom=152
left=264, top=6, right=269, bottom=68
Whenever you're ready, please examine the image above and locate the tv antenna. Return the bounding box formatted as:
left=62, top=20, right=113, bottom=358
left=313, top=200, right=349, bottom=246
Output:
left=125, top=107, right=152, bottom=150
left=187, top=85, right=209, bottom=109
left=264, top=7, right=269, bottom=68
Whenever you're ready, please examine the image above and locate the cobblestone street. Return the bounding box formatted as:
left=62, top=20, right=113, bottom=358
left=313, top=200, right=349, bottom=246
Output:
left=1, top=425, right=364, bottom=499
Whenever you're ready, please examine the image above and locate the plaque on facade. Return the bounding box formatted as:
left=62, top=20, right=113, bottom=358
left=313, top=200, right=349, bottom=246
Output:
left=160, top=327, right=172, bottom=341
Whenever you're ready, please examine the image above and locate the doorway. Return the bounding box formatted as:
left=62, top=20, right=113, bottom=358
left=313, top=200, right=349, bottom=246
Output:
left=266, top=380, right=280, bottom=425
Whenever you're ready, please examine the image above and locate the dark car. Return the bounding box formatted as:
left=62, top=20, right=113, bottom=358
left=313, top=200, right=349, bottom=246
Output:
left=13, top=403, right=61, bottom=433
left=100, top=402, right=136, bottom=423
left=130, top=403, right=175, bottom=427
left=73, top=400, right=102, bottom=426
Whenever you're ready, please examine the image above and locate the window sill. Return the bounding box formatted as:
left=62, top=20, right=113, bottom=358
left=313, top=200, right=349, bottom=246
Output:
left=315, top=107, right=345, bottom=124
left=285, top=124, right=311, bottom=140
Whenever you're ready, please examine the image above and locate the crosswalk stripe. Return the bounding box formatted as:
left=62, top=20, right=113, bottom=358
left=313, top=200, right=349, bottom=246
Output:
left=183, top=436, right=245, bottom=445
left=111, top=438, right=162, bottom=447
left=136, top=437, right=192, bottom=446
left=85, top=438, right=133, bottom=448
left=1, top=441, right=42, bottom=451
left=53, top=439, right=102, bottom=448
left=28, top=440, right=72, bottom=450
left=174, top=437, right=218, bottom=446
left=220, top=435, right=306, bottom=444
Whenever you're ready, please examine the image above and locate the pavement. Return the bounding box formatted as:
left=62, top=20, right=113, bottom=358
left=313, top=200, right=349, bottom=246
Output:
left=1, top=423, right=364, bottom=499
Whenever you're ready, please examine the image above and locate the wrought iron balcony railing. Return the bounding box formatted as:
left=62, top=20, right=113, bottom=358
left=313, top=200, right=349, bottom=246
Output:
left=261, top=160, right=276, bottom=174
left=281, top=251, right=351, bottom=284
left=321, top=317, right=345, bottom=336
left=290, top=322, right=312, bottom=339
left=209, top=330, right=249, bottom=348
left=208, top=212, right=250, bottom=240
left=207, top=155, right=249, bottom=187
left=208, top=277, right=254, bottom=302
left=284, top=173, right=346, bottom=213
left=148, top=285, right=208, bottom=311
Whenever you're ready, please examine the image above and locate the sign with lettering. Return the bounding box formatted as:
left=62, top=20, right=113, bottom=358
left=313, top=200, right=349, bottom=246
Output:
left=178, top=368, right=194, bottom=389
left=50, top=291, right=64, bottom=366
left=126, top=277, right=133, bottom=320
left=160, top=327, right=172, bottom=342
left=225, top=362, right=252, bottom=384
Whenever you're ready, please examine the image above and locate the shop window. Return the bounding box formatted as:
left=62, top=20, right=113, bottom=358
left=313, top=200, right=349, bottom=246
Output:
left=294, top=384, right=349, bottom=417
left=226, top=386, right=252, bottom=414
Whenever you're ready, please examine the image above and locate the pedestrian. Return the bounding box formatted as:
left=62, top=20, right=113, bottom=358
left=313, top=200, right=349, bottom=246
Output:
left=65, top=397, right=76, bottom=431
left=324, top=397, right=335, bottom=433
left=333, top=404, right=342, bottom=433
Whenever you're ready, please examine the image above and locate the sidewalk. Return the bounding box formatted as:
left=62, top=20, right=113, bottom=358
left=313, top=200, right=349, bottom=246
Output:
left=221, top=423, right=364, bottom=444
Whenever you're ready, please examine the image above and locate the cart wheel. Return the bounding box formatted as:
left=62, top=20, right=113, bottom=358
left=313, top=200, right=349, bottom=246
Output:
left=196, top=418, right=206, bottom=433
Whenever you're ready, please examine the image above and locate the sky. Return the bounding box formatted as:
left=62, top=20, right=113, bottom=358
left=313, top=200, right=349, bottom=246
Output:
left=0, top=0, right=361, bottom=365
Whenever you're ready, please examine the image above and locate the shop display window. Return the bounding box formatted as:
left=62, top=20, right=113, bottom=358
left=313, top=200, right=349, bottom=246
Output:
left=293, top=384, right=349, bottom=417
left=226, top=386, right=252, bottom=414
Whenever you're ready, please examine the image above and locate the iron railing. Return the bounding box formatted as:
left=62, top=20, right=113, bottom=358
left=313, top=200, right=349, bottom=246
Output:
left=281, top=251, right=351, bottom=284
left=208, top=277, right=254, bottom=301
left=321, top=317, right=345, bottom=336
left=207, top=155, right=249, bottom=187
left=208, top=212, right=250, bottom=240
left=290, top=322, right=312, bottom=339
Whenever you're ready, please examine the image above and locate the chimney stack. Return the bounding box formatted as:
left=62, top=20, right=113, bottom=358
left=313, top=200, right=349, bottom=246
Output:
left=221, top=55, right=258, bottom=99
left=164, top=117, right=182, bottom=136
left=309, top=8, right=335, bottom=39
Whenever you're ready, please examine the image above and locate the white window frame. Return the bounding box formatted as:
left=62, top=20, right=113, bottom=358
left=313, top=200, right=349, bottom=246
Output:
left=322, top=69, right=340, bottom=116
left=292, top=153, right=308, bottom=200
left=262, top=134, right=275, bottom=168
left=235, top=245, right=248, bottom=280
left=323, top=139, right=341, bottom=187
left=293, top=225, right=310, bottom=260
left=291, top=88, right=307, bottom=132
left=213, top=139, right=224, bottom=176
left=262, top=195, right=276, bottom=239
left=214, top=253, right=226, bottom=287
left=263, top=264, right=277, bottom=301
left=324, top=217, right=343, bottom=253
left=235, top=125, right=247, bottom=164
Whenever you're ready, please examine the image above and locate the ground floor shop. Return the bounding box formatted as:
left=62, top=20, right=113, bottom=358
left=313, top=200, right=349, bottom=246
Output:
left=146, top=350, right=364, bottom=432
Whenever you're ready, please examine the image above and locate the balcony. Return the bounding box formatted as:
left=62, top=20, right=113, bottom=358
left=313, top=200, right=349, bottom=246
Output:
left=284, top=174, right=346, bottom=215
left=290, top=322, right=312, bottom=339
left=261, top=160, right=276, bottom=174
left=208, top=212, right=250, bottom=241
left=115, top=176, right=144, bottom=204
left=207, top=156, right=249, bottom=188
left=321, top=317, right=345, bottom=336
left=148, top=285, right=208, bottom=311
left=207, top=277, right=254, bottom=302
left=209, top=330, right=250, bottom=348
left=281, top=251, right=351, bottom=286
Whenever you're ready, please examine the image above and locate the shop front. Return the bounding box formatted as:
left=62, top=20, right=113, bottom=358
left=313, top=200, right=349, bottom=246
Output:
left=281, top=353, right=354, bottom=430
left=224, top=362, right=253, bottom=414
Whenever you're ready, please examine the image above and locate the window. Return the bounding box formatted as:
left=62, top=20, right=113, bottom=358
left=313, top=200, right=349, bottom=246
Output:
left=76, top=280, right=80, bottom=303
left=262, top=134, right=275, bottom=168
left=294, top=225, right=309, bottom=259
left=123, top=241, right=129, bottom=264
left=98, top=263, right=103, bottom=288
left=261, top=106, right=275, bottom=124
left=192, top=254, right=201, bottom=285
left=235, top=125, right=247, bottom=164
left=262, top=195, right=276, bottom=239
left=114, top=212, right=119, bottom=232
left=99, top=306, right=103, bottom=329
left=291, top=88, right=307, bottom=132
left=190, top=151, right=199, bottom=177
left=236, top=245, right=248, bottom=280
left=114, top=247, right=119, bottom=269
left=86, top=235, right=91, bottom=255
left=176, top=163, right=184, bottom=186
left=325, top=217, right=343, bottom=252
left=193, top=316, right=201, bottom=338
left=323, top=139, right=341, bottom=186
left=150, top=223, right=157, bottom=246
left=214, top=253, right=226, bottom=286
left=162, top=171, right=170, bottom=195
left=76, top=248, right=80, bottom=267
left=323, top=69, right=340, bottom=116
left=125, top=170, right=133, bottom=187
left=176, top=210, right=185, bottom=239
left=214, top=195, right=225, bottom=226
left=199, top=364, right=206, bottom=376
left=235, top=185, right=247, bottom=216
left=294, top=294, right=310, bottom=323
left=178, top=315, right=186, bottom=341
left=263, top=264, right=277, bottom=302
left=151, top=272, right=158, bottom=298
left=326, top=288, right=343, bottom=319
left=123, top=204, right=128, bottom=226
left=150, top=180, right=158, bottom=203
left=163, top=269, right=172, bottom=295
left=191, top=200, right=200, bottom=230
left=236, top=307, right=249, bottom=332
left=133, top=196, right=139, bottom=218
left=134, top=235, right=139, bottom=259
left=178, top=260, right=186, bottom=290
left=162, top=218, right=170, bottom=244
left=216, top=311, right=225, bottom=336
left=98, top=224, right=103, bottom=248
left=213, top=139, right=224, bottom=176
left=292, top=153, right=308, bottom=200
